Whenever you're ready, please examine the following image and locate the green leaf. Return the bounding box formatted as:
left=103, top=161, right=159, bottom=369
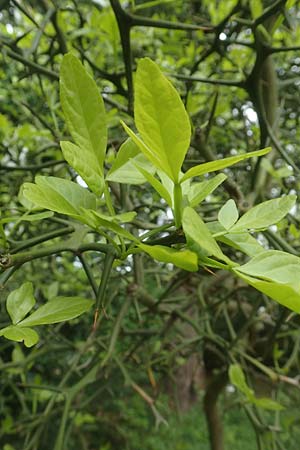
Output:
left=229, top=364, right=254, bottom=398
left=0, top=211, right=54, bottom=223
left=182, top=207, right=231, bottom=264
left=253, top=397, right=284, bottom=411
left=60, top=141, right=104, bottom=196
left=139, top=243, right=198, bottom=272
left=218, top=199, right=239, bottom=230
left=23, top=176, right=97, bottom=215
left=60, top=53, right=107, bottom=170
left=235, top=250, right=300, bottom=285
left=230, top=195, right=296, bottom=232
left=133, top=162, right=172, bottom=206
left=7, top=282, right=36, bottom=325
left=188, top=174, right=227, bottom=207
left=181, top=147, right=271, bottom=182
left=77, top=209, right=138, bottom=241
left=18, top=296, right=94, bottom=327
left=134, top=57, right=191, bottom=182
left=121, top=121, right=166, bottom=175
left=219, top=232, right=265, bottom=257
left=0, top=326, right=39, bottom=348
left=106, top=138, right=155, bottom=185
left=229, top=364, right=284, bottom=411
left=234, top=250, right=300, bottom=312
left=112, top=212, right=137, bottom=223
left=250, top=0, right=263, bottom=18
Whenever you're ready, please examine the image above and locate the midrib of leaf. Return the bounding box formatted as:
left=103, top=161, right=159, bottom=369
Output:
left=140, top=82, right=171, bottom=173
left=72, top=73, right=98, bottom=157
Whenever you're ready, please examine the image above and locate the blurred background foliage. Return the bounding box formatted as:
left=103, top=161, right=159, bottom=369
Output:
left=1, top=1, right=300, bottom=449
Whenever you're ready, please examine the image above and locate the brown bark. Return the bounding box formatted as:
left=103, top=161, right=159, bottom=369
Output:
left=203, top=371, right=228, bottom=450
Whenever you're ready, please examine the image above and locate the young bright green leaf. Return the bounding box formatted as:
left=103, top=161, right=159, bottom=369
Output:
left=253, top=397, right=284, bottom=411
left=80, top=209, right=136, bottom=225
left=230, top=195, right=296, bottom=232
left=198, top=256, right=230, bottom=270
left=0, top=326, right=39, bottom=348
left=218, top=199, right=239, bottom=230
left=7, top=282, right=36, bottom=325
left=206, top=220, right=226, bottom=235
left=188, top=174, right=227, bottom=207
left=23, top=176, right=97, bottom=215
left=18, top=184, right=39, bottom=211
left=60, top=53, right=107, bottom=169
left=235, top=250, right=300, bottom=285
left=18, top=296, right=94, bottom=327
left=235, top=270, right=300, bottom=313
left=250, top=0, right=263, bottom=18
left=60, top=141, right=104, bottom=196
left=0, top=211, right=54, bottom=224
left=229, top=364, right=254, bottom=398
left=133, top=162, right=172, bottom=206
left=219, top=232, right=265, bottom=257
left=106, top=138, right=155, bottom=184
left=181, top=147, right=271, bottom=182
left=77, top=209, right=138, bottom=242
left=121, top=121, right=167, bottom=176
left=182, top=207, right=231, bottom=264
left=229, top=364, right=284, bottom=410
left=112, top=212, right=137, bottom=223
left=134, top=57, right=191, bottom=182
left=139, top=243, right=198, bottom=272
left=234, top=250, right=300, bottom=312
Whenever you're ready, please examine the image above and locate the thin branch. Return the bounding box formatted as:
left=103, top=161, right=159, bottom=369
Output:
left=271, top=45, right=300, bottom=53
left=174, top=73, right=246, bottom=88
left=0, top=242, right=116, bottom=270
left=253, top=0, right=286, bottom=27
left=3, top=47, right=59, bottom=80
left=0, top=160, right=66, bottom=172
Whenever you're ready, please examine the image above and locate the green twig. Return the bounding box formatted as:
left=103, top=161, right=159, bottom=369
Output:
left=3, top=47, right=59, bottom=80
left=94, top=251, right=116, bottom=325
left=101, top=295, right=132, bottom=366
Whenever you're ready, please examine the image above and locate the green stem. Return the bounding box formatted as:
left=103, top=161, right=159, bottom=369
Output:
left=173, top=183, right=183, bottom=229
left=95, top=251, right=116, bottom=313
left=10, top=226, right=74, bottom=254
left=3, top=47, right=59, bottom=80
left=100, top=295, right=132, bottom=367
left=1, top=242, right=113, bottom=269
left=54, top=395, right=71, bottom=450
left=104, top=182, right=116, bottom=216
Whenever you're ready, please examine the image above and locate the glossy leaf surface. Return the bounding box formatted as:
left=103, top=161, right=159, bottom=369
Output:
left=7, top=282, right=35, bottom=325
left=230, top=195, right=296, bottom=231
left=23, top=176, right=97, bottom=215
left=218, top=199, right=239, bottom=230
left=60, top=54, right=107, bottom=169
left=106, top=138, right=155, bottom=184
left=133, top=162, right=172, bottom=206
left=140, top=243, right=198, bottom=272
left=188, top=174, right=227, bottom=207
left=18, top=296, right=94, bottom=327
left=219, top=232, right=265, bottom=256
left=181, top=147, right=271, bottom=182
left=134, top=58, right=191, bottom=182
left=61, top=141, right=104, bottom=195
left=0, top=326, right=39, bottom=348
left=234, top=250, right=300, bottom=312
left=182, top=207, right=231, bottom=264
left=229, top=364, right=283, bottom=410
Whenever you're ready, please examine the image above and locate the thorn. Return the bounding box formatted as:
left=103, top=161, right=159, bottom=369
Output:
left=92, top=308, right=99, bottom=331
left=204, top=266, right=216, bottom=276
